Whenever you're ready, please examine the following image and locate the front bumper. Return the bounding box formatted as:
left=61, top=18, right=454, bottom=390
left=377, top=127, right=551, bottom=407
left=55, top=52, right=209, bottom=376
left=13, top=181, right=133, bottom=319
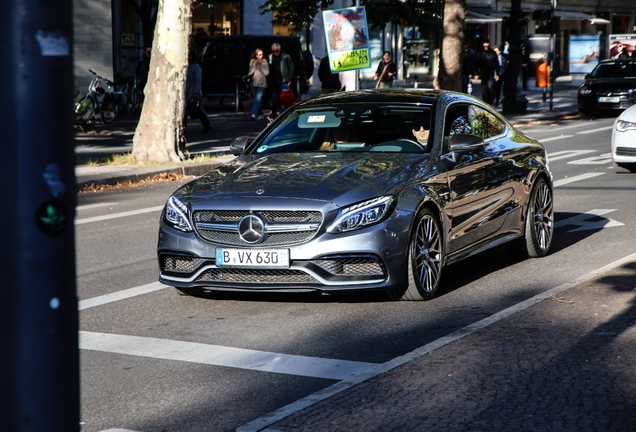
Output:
left=578, top=94, right=635, bottom=112
left=611, top=125, right=636, bottom=164
left=157, top=209, right=412, bottom=293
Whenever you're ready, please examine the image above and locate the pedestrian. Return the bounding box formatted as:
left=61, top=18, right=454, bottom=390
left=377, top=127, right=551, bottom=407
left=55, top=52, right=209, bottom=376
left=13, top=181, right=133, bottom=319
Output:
left=374, top=51, right=397, bottom=88
left=493, top=45, right=507, bottom=108
left=185, top=54, right=211, bottom=134
left=268, top=43, right=295, bottom=120
left=462, top=40, right=476, bottom=94
left=318, top=56, right=340, bottom=94
left=474, top=39, right=500, bottom=106
left=135, top=45, right=151, bottom=101
left=521, top=45, right=530, bottom=91
left=248, top=48, right=269, bottom=120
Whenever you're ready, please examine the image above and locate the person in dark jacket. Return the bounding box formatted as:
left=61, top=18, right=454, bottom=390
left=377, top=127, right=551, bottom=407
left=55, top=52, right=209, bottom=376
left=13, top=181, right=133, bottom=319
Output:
left=374, top=51, right=397, bottom=88
left=493, top=45, right=507, bottom=108
left=474, top=39, right=500, bottom=106
left=135, top=45, right=151, bottom=99
left=185, top=54, right=211, bottom=133
left=318, top=56, right=341, bottom=94
left=462, top=40, right=476, bottom=94
left=268, top=43, right=295, bottom=119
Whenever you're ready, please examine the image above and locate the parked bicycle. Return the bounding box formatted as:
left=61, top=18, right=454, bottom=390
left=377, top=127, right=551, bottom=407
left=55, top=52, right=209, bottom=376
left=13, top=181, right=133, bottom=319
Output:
left=74, top=69, right=128, bottom=124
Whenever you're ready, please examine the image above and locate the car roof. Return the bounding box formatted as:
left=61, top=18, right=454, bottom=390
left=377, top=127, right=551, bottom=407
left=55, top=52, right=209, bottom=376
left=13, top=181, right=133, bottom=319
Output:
left=297, top=89, right=458, bottom=107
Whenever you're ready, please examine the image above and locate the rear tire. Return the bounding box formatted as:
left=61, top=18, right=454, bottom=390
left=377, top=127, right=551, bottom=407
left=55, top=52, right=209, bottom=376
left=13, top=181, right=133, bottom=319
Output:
left=505, top=177, right=554, bottom=258
left=387, top=208, right=443, bottom=301
left=101, top=100, right=119, bottom=124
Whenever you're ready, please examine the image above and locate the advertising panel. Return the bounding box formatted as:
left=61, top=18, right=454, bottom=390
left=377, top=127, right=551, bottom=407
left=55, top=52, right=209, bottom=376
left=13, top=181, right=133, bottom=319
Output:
left=609, top=34, right=636, bottom=59
left=569, top=35, right=600, bottom=74
left=323, top=7, right=371, bottom=73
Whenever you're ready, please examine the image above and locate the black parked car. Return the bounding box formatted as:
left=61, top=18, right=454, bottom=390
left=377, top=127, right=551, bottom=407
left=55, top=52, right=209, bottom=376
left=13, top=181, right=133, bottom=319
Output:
left=578, top=59, right=636, bottom=116
left=158, top=90, right=554, bottom=301
left=191, top=35, right=309, bottom=100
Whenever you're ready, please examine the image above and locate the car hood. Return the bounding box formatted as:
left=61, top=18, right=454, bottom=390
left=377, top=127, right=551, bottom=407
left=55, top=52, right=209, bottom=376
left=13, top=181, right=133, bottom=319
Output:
left=189, top=152, right=430, bottom=207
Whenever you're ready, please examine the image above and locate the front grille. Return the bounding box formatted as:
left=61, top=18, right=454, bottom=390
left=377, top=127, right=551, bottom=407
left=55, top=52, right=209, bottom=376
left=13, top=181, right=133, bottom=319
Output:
left=162, top=255, right=208, bottom=273
left=616, top=147, right=636, bottom=157
left=309, top=258, right=384, bottom=276
left=193, top=210, right=323, bottom=246
left=194, top=210, right=322, bottom=223
left=197, top=230, right=317, bottom=246
left=195, top=268, right=316, bottom=284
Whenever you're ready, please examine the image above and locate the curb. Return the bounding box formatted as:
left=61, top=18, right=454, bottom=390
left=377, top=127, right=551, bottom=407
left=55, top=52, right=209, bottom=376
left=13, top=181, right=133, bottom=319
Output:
left=76, top=153, right=234, bottom=191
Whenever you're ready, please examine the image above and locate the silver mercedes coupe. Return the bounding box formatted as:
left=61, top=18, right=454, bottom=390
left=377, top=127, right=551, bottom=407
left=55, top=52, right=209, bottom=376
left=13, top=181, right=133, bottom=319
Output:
left=157, top=90, right=554, bottom=300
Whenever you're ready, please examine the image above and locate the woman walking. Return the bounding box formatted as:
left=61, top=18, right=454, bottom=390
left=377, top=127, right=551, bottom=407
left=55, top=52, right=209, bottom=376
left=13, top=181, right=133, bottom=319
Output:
left=248, top=49, right=269, bottom=120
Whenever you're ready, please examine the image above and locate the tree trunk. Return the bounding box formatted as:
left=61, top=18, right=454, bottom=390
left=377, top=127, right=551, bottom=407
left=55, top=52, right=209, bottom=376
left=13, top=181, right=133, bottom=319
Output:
left=132, top=0, right=193, bottom=162
left=434, top=0, right=464, bottom=92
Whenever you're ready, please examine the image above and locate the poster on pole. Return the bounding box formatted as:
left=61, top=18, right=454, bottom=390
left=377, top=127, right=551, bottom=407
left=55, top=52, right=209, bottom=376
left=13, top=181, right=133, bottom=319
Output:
left=609, top=34, right=636, bottom=58
left=568, top=35, right=600, bottom=74
left=323, top=7, right=371, bottom=73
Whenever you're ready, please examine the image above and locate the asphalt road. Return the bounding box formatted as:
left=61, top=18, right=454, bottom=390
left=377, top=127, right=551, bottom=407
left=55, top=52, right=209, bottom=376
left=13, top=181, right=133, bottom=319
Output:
left=76, top=115, right=636, bottom=432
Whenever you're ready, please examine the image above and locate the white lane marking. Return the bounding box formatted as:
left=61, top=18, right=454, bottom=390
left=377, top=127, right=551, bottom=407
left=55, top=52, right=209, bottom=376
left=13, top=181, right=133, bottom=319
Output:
left=75, top=206, right=164, bottom=225
left=77, top=202, right=118, bottom=211
left=553, top=172, right=605, bottom=187
left=555, top=209, right=624, bottom=233
left=539, top=135, right=574, bottom=142
left=79, top=282, right=166, bottom=310
left=236, top=251, right=636, bottom=432
left=568, top=152, right=612, bottom=165
left=525, top=122, right=602, bottom=133
left=79, top=331, right=376, bottom=381
left=576, top=126, right=613, bottom=134
left=547, top=150, right=596, bottom=161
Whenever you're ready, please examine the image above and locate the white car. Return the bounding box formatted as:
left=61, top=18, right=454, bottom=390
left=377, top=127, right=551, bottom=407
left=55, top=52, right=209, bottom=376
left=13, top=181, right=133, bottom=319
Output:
left=612, top=104, right=636, bottom=172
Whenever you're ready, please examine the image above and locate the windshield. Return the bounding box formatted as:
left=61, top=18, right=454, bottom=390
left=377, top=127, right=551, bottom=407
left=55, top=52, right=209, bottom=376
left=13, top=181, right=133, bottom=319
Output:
left=251, top=103, right=433, bottom=155
left=591, top=60, right=636, bottom=79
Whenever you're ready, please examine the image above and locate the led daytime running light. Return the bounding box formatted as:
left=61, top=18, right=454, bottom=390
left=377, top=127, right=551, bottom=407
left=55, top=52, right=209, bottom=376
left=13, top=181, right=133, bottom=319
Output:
left=328, top=196, right=393, bottom=233
left=616, top=120, right=636, bottom=132
left=165, top=196, right=193, bottom=232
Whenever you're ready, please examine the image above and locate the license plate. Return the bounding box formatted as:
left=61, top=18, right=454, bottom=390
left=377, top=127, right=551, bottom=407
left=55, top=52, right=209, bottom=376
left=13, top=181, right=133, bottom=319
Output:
left=598, top=96, right=620, bottom=103
left=216, top=248, right=289, bottom=268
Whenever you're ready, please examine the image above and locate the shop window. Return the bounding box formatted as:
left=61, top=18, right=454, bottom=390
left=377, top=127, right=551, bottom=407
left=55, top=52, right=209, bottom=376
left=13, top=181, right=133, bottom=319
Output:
left=273, top=10, right=296, bottom=36
left=213, top=2, right=241, bottom=35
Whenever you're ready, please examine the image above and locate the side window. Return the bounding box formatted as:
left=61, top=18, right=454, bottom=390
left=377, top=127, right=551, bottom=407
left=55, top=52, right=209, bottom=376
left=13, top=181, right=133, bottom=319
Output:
left=467, top=105, right=505, bottom=139
left=443, top=104, right=469, bottom=154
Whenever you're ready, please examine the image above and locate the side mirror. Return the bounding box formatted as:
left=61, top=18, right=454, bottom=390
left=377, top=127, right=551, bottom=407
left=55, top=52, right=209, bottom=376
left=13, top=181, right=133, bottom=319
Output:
left=449, top=133, right=484, bottom=154
left=230, top=136, right=251, bottom=155
left=629, top=90, right=636, bottom=103
left=585, top=73, right=591, bottom=79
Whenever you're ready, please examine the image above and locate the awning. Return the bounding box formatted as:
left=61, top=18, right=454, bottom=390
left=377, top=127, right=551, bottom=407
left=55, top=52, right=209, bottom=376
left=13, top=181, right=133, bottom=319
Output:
left=554, top=11, right=610, bottom=24
left=465, top=8, right=503, bottom=24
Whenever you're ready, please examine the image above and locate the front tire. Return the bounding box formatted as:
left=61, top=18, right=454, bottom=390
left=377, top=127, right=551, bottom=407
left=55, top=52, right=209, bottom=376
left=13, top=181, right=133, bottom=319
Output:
left=387, top=208, right=443, bottom=301
left=75, top=95, right=96, bottom=124
left=506, top=177, right=554, bottom=258
left=101, top=99, right=119, bottom=124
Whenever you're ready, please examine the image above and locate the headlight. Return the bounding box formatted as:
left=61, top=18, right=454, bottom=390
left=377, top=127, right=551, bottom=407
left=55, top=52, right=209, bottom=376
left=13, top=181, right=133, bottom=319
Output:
left=327, top=196, right=394, bottom=234
left=579, top=87, right=591, bottom=95
left=165, top=196, right=194, bottom=232
left=616, top=120, right=636, bottom=132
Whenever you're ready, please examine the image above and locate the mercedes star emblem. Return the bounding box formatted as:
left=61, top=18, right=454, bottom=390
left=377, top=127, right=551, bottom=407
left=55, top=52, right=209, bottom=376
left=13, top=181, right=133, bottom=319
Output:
left=238, top=215, right=265, bottom=244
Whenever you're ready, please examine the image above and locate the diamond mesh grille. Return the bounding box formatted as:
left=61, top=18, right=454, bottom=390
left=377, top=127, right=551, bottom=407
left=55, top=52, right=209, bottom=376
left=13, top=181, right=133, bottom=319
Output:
left=197, top=230, right=317, bottom=246
left=162, top=256, right=207, bottom=273
left=193, top=210, right=323, bottom=246
left=195, top=268, right=316, bottom=284
left=309, top=258, right=384, bottom=276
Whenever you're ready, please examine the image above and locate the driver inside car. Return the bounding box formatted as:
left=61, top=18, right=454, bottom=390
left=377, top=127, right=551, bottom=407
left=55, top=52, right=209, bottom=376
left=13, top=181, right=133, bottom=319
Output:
left=411, top=114, right=430, bottom=147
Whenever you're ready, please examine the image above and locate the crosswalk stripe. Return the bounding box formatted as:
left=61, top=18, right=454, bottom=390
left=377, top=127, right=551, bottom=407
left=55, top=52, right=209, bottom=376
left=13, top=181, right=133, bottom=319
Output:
left=80, top=331, right=376, bottom=381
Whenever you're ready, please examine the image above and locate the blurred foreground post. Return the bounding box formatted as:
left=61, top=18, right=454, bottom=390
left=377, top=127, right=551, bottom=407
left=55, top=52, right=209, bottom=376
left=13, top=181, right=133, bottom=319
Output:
left=0, top=0, right=79, bottom=430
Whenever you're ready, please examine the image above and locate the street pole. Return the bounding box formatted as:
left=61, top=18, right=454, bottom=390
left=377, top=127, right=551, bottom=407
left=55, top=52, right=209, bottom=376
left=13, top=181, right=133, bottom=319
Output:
left=502, top=0, right=529, bottom=114
left=549, top=0, right=557, bottom=111
left=0, top=0, right=79, bottom=430
left=356, top=0, right=360, bottom=90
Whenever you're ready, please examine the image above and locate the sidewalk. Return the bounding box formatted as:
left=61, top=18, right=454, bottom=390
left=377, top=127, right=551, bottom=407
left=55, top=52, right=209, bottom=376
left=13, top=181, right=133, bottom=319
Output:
left=74, top=79, right=579, bottom=191
left=240, top=254, right=636, bottom=432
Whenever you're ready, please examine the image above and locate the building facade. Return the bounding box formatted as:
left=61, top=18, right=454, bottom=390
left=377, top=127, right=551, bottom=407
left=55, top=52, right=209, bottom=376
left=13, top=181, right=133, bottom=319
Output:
left=74, top=0, right=636, bottom=93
